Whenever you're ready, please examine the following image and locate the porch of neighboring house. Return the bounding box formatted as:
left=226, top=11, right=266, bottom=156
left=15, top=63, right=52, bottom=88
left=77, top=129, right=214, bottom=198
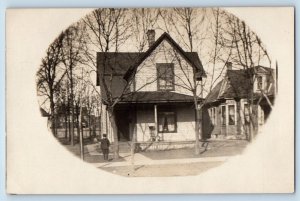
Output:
left=104, top=92, right=201, bottom=151
left=203, top=98, right=269, bottom=140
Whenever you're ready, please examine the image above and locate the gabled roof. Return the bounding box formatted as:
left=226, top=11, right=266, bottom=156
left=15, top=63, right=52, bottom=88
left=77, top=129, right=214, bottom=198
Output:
left=96, top=32, right=207, bottom=102
left=205, top=66, right=275, bottom=104
left=40, top=108, right=50, bottom=117
left=119, top=91, right=201, bottom=104
left=222, top=70, right=251, bottom=99
left=250, top=65, right=274, bottom=74
left=205, top=81, right=223, bottom=103
left=96, top=52, right=142, bottom=85
left=123, top=32, right=206, bottom=81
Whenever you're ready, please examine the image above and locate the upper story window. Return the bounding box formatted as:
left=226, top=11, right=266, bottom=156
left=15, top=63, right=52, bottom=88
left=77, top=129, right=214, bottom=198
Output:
left=255, top=74, right=268, bottom=92
left=157, top=63, right=175, bottom=91
left=257, top=75, right=263, bottom=90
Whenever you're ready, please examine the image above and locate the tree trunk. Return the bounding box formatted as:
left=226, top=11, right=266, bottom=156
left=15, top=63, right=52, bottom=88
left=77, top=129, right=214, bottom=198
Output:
left=98, top=103, right=102, bottom=137
left=70, top=109, right=75, bottom=145
left=194, top=107, right=201, bottom=155
left=130, top=126, right=136, bottom=169
left=50, top=100, right=57, bottom=137
left=68, top=116, right=71, bottom=142
left=70, top=80, right=75, bottom=145
left=248, top=90, right=255, bottom=142
left=98, top=114, right=102, bottom=137
left=77, top=115, right=80, bottom=143
left=79, top=108, right=84, bottom=160
left=236, top=99, right=242, bottom=136
left=64, top=112, right=68, bottom=139
left=88, top=113, right=92, bottom=138
left=130, top=107, right=137, bottom=171
left=107, top=107, right=119, bottom=159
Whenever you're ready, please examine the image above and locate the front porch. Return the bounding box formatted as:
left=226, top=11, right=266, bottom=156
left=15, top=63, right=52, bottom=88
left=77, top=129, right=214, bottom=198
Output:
left=112, top=91, right=200, bottom=144
left=114, top=102, right=197, bottom=143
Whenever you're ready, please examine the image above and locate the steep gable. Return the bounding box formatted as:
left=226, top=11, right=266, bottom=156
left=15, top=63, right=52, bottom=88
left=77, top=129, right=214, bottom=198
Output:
left=123, top=32, right=206, bottom=81
left=205, top=81, right=223, bottom=103
left=205, top=66, right=275, bottom=104
left=96, top=32, right=207, bottom=102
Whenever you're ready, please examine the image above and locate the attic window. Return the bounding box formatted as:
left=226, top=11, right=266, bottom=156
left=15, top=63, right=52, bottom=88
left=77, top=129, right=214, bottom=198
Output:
left=157, top=63, right=175, bottom=91
left=257, top=76, right=263, bottom=90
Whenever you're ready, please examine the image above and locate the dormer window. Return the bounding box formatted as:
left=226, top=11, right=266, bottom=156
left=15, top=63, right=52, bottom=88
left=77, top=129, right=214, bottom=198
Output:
left=255, top=74, right=266, bottom=92
left=257, top=76, right=263, bottom=90
left=157, top=63, right=175, bottom=91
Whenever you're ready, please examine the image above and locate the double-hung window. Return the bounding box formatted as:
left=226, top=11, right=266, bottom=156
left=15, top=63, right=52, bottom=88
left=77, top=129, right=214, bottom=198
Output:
left=158, top=110, right=177, bottom=133
left=221, top=105, right=226, bottom=125
left=210, top=107, right=217, bottom=125
left=228, top=105, right=236, bottom=125
left=157, top=63, right=175, bottom=91
left=244, top=103, right=250, bottom=125
left=257, top=76, right=263, bottom=90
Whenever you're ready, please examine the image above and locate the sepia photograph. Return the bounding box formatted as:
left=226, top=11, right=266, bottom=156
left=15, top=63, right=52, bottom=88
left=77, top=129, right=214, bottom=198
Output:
left=6, top=7, right=294, bottom=194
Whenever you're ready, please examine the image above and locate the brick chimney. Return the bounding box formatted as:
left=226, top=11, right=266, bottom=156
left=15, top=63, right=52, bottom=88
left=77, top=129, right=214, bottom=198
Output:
left=146, top=30, right=155, bottom=47
left=226, top=62, right=232, bottom=70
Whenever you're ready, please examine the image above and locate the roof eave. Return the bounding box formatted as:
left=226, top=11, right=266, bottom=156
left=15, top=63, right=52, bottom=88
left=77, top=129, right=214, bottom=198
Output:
left=118, top=100, right=195, bottom=104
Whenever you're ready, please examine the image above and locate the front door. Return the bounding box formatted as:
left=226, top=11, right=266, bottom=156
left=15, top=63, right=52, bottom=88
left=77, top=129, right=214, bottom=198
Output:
left=116, top=108, right=131, bottom=141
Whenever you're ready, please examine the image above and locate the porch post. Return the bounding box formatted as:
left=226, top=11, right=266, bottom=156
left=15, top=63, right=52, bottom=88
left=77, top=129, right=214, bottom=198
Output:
left=154, top=104, right=158, bottom=137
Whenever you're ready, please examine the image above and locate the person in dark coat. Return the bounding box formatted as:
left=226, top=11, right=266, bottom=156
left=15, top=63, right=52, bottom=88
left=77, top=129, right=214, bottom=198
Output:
left=100, top=134, right=110, bottom=161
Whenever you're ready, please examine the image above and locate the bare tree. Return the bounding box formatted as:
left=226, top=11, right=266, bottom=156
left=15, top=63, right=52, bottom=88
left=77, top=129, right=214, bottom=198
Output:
left=131, top=8, right=160, bottom=52
left=36, top=32, right=65, bottom=136
left=82, top=8, right=133, bottom=159
left=55, top=79, right=70, bottom=139
left=158, top=8, right=207, bottom=154
left=61, top=22, right=87, bottom=145
left=218, top=11, right=273, bottom=141
left=127, top=8, right=161, bottom=167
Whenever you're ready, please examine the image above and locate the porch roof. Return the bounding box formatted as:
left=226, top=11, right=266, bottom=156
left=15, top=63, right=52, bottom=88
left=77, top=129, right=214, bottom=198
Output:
left=119, top=91, right=201, bottom=104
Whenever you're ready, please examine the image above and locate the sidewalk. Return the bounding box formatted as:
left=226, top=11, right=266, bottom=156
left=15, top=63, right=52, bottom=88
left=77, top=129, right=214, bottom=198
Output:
left=62, top=139, right=248, bottom=176
left=95, top=152, right=230, bottom=168
left=84, top=140, right=247, bottom=168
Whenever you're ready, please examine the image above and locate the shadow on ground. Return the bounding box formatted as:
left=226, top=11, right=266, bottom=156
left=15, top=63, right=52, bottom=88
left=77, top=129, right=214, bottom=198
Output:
left=139, top=140, right=248, bottom=160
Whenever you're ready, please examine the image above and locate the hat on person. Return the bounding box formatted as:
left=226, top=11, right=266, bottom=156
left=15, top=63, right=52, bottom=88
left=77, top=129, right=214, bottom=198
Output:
left=103, top=134, right=107, bottom=137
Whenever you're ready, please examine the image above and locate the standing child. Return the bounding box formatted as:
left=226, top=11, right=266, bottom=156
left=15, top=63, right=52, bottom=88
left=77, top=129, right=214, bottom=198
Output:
left=100, top=134, right=110, bottom=161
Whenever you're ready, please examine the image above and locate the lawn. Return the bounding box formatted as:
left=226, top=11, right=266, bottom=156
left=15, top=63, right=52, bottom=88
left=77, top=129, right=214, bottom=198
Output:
left=57, top=137, right=249, bottom=177
left=140, top=140, right=249, bottom=160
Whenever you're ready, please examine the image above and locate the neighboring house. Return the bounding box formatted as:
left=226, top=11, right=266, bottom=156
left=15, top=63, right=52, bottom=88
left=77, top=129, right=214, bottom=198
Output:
left=40, top=107, right=50, bottom=118
left=203, top=63, right=276, bottom=140
left=40, top=107, right=51, bottom=129
left=97, top=31, right=206, bottom=144
left=44, top=104, right=100, bottom=138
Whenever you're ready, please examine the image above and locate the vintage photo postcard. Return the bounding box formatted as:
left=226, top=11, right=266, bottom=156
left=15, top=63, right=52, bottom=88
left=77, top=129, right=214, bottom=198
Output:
left=6, top=7, right=294, bottom=194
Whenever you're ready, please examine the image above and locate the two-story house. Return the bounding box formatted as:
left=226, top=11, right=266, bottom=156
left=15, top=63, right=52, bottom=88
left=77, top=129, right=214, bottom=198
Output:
left=97, top=31, right=206, bottom=147
left=203, top=62, right=276, bottom=140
